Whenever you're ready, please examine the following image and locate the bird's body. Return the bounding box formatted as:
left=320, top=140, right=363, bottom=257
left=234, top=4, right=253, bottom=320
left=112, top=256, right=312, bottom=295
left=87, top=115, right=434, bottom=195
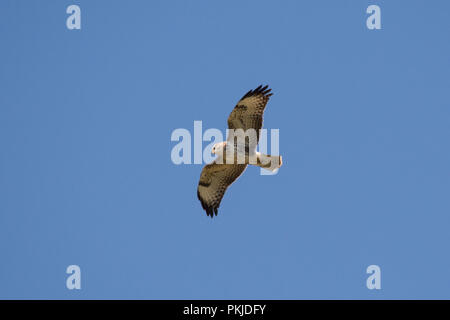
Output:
left=197, top=85, right=282, bottom=217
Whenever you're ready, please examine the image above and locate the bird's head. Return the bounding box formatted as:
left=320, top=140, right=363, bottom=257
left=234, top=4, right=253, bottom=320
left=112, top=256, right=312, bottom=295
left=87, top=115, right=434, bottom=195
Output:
left=211, top=141, right=227, bottom=157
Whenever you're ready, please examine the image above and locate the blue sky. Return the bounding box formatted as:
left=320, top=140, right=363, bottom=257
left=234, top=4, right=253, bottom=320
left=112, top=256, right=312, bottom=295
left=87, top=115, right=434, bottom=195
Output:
left=1, top=0, right=449, bottom=299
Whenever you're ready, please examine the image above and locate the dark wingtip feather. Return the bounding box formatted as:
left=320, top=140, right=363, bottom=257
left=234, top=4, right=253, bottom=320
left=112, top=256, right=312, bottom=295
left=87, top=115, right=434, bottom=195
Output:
left=198, top=189, right=219, bottom=218
left=205, top=205, right=218, bottom=218
left=241, top=85, right=273, bottom=100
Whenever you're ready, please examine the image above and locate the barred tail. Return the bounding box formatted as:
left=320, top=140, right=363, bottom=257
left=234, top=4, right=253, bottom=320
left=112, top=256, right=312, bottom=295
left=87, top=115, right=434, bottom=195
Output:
left=255, top=153, right=283, bottom=171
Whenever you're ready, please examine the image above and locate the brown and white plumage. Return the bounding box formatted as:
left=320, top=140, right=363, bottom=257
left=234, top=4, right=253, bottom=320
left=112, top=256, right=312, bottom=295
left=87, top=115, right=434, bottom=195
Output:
left=197, top=163, right=247, bottom=217
left=227, top=85, right=273, bottom=147
left=197, top=85, right=281, bottom=218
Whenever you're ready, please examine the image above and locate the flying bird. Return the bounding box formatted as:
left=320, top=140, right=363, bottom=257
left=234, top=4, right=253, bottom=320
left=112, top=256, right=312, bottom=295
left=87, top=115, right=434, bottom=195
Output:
left=197, top=85, right=283, bottom=217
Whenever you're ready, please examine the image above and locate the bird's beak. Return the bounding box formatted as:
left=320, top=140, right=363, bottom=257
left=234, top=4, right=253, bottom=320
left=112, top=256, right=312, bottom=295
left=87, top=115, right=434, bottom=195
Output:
left=211, top=149, right=215, bottom=155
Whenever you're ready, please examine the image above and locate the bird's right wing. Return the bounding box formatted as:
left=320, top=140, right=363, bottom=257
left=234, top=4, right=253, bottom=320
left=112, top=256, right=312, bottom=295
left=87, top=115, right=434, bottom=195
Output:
left=197, top=162, right=247, bottom=217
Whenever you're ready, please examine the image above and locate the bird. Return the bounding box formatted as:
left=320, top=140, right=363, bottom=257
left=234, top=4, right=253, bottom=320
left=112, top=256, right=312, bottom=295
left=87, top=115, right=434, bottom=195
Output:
left=197, top=85, right=283, bottom=217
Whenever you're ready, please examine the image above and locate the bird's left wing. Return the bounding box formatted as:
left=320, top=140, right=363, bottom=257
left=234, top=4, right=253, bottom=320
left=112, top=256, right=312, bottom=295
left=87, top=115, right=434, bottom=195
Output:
left=227, top=85, right=273, bottom=146
left=197, top=162, right=247, bottom=217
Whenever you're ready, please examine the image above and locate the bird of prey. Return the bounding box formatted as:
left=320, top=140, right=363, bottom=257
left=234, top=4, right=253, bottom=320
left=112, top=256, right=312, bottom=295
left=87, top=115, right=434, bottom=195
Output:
left=197, top=85, right=283, bottom=217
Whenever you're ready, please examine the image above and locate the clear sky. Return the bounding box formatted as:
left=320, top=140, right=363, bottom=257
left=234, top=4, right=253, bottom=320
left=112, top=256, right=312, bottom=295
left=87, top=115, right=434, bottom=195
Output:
left=1, top=0, right=449, bottom=299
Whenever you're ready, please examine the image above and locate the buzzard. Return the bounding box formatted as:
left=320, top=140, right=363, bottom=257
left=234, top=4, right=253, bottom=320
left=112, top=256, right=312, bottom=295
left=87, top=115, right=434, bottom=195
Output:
left=197, top=85, right=283, bottom=217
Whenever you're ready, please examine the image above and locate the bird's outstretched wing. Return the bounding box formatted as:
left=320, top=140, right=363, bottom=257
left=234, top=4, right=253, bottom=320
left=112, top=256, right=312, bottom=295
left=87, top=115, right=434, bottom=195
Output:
left=197, top=162, right=247, bottom=217
left=227, top=85, right=273, bottom=146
